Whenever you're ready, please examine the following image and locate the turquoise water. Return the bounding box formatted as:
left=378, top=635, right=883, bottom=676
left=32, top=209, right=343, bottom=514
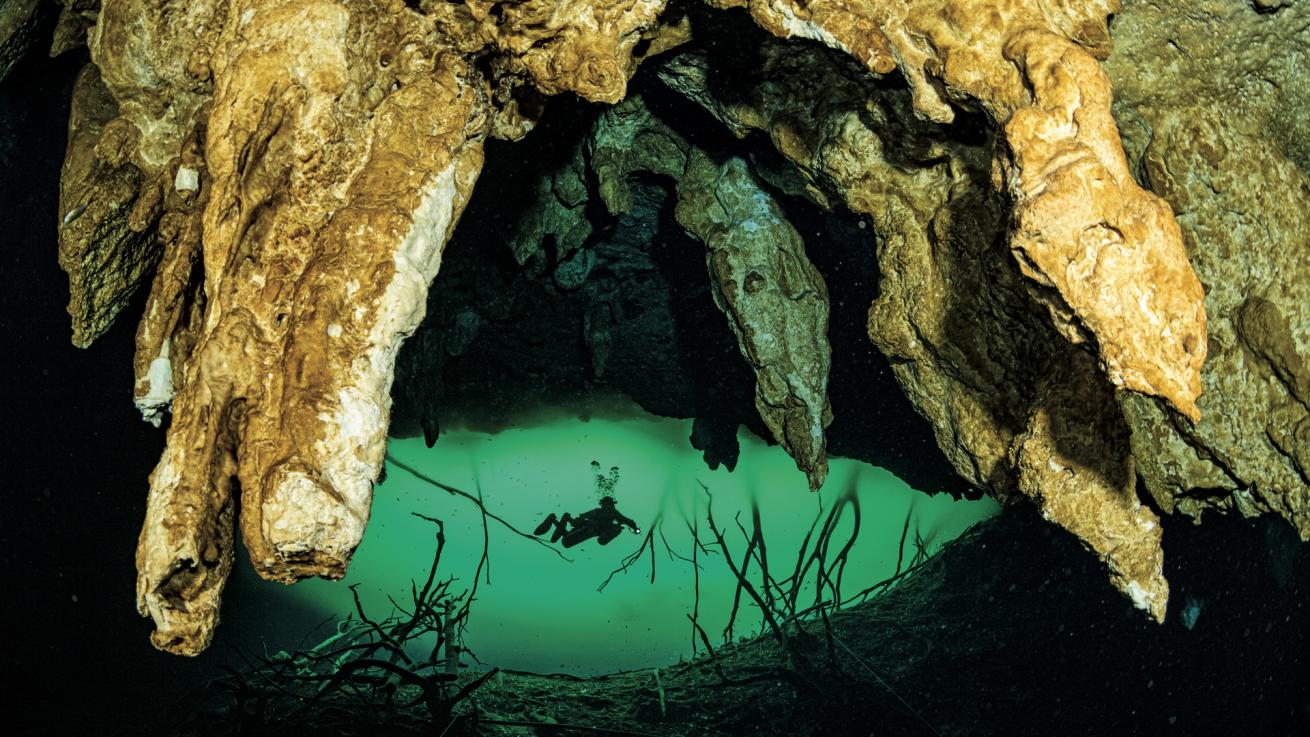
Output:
left=235, top=404, right=998, bottom=675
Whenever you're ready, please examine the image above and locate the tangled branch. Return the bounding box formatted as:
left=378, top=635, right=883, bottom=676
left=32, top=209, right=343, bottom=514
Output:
left=211, top=514, right=495, bottom=735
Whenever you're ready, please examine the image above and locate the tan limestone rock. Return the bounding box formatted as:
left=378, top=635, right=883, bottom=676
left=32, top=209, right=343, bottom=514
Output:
left=49, top=0, right=99, bottom=57
left=658, top=45, right=1035, bottom=497
left=465, top=0, right=669, bottom=103
left=658, top=36, right=1169, bottom=616
left=57, top=64, right=161, bottom=347
left=1001, top=30, right=1206, bottom=421
left=123, top=1, right=489, bottom=655
left=58, top=0, right=711, bottom=655
left=130, top=110, right=206, bottom=425
left=1011, top=351, right=1167, bottom=621
left=52, top=0, right=1308, bottom=655
left=1106, top=0, right=1310, bottom=535
left=724, top=0, right=1207, bottom=421
left=87, top=0, right=222, bottom=177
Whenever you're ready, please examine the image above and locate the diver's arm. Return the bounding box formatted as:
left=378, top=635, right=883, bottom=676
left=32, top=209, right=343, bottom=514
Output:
left=617, top=512, right=638, bottom=532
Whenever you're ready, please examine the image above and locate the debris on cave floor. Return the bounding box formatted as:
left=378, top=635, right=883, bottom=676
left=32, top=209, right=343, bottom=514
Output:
left=169, top=507, right=1307, bottom=737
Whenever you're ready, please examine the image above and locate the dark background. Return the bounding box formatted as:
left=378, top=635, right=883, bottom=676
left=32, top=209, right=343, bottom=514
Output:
left=0, top=39, right=189, bottom=730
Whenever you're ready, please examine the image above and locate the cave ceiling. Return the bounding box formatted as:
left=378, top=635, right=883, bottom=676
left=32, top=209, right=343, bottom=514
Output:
left=4, top=0, right=1306, bottom=654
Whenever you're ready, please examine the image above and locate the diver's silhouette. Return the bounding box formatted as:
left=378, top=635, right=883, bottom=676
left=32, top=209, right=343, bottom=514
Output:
left=534, top=496, right=639, bottom=548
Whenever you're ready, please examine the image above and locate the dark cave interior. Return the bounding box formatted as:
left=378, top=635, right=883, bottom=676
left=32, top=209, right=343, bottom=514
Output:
left=389, top=15, right=980, bottom=497
left=2, top=5, right=1308, bottom=736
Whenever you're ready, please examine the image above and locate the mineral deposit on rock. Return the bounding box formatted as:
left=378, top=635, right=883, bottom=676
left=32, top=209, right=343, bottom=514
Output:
left=658, top=32, right=1170, bottom=619
left=58, top=64, right=160, bottom=348
left=676, top=152, right=834, bottom=490
left=719, top=0, right=1207, bottom=421
left=87, top=0, right=492, bottom=655
left=589, top=96, right=837, bottom=488
left=0, top=0, right=44, bottom=82
left=33, top=0, right=1308, bottom=652
left=1106, top=0, right=1310, bottom=537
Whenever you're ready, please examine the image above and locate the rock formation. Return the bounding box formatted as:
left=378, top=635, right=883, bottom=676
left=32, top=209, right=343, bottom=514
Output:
left=120, top=1, right=491, bottom=655
left=658, top=26, right=1169, bottom=618
left=713, top=0, right=1206, bottom=422
left=0, top=0, right=46, bottom=82
left=397, top=93, right=838, bottom=489
left=675, top=152, right=833, bottom=489
left=582, top=94, right=836, bottom=488
left=1105, top=0, right=1310, bottom=537
left=26, top=0, right=1307, bottom=651
left=45, top=0, right=698, bottom=656
left=57, top=64, right=159, bottom=348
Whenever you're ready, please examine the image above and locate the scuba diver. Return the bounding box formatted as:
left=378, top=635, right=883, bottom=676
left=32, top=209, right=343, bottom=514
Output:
left=534, top=496, right=639, bottom=548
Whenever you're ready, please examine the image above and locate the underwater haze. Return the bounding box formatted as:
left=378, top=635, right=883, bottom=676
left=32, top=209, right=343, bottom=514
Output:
left=228, top=406, right=997, bottom=676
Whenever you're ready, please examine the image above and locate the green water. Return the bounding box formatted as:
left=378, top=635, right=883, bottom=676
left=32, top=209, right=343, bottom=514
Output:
left=236, top=404, right=997, bottom=675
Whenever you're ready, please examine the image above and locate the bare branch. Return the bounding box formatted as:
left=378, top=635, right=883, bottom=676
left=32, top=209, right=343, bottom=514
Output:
left=386, top=453, right=572, bottom=561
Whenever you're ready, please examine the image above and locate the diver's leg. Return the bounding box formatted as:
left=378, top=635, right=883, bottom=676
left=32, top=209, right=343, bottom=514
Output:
left=551, top=513, right=574, bottom=543
left=562, top=521, right=594, bottom=548
left=533, top=513, right=558, bottom=537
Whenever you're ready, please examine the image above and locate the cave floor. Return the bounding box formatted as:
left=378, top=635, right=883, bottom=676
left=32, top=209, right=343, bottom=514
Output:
left=168, top=508, right=1308, bottom=737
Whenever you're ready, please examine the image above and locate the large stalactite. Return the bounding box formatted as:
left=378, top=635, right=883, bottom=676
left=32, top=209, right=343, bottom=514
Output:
left=712, top=0, right=1207, bottom=421
left=35, top=0, right=1308, bottom=653
left=121, top=1, right=491, bottom=655
left=656, top=29, right=1173, bottom=616
left=675, top=151, right=834, bottom=490
left=583, top=95, right=837, bottom=488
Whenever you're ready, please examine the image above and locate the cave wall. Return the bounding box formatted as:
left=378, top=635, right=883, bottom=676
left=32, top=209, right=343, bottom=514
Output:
left=0, top=0, right=48, bottom=82
left=389, top=84, right=971, bottom=495
left=1105, top=0, right=1310, bottom=533
left=20, top=0, right=1307, bottom=651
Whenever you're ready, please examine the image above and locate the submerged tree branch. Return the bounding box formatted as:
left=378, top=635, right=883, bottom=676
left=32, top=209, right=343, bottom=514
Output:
left=385, top=453, right=572, bottom=562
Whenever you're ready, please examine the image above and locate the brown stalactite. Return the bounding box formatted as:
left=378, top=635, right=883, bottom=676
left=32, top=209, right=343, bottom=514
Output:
left=654, top=17, right=1184, bottom=616
left=721, top=0, right=1206, bottom=421
left=126, top=1, right=493, bottom=655
left=58, top=64, right=160, bottom=347
left=39, top=0, right=1310, bottom=652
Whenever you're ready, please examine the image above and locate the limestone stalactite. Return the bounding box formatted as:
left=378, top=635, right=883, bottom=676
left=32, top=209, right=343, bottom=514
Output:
left=1011, top=352, right=1167, bottom=620
left=720, top=0, right=1207, bottom=421
left=57, top=64, right=160, bottom=348
left=656, top=29, right=1173, bottom=617
left=1000, top=30, right=1205, bottom=422
left=46, top=0, right=687, bottom=656
left=34, top=0, right=1309, bottom=652
left=657, top=45, right=1026, bottom=495
left=588, top=96, right=836, bottom=489
left=650, top=0, right=1227, bottom=618
left=88, top=0, right=495, bottom=655
left=675, top=152, right=834, bottom=490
